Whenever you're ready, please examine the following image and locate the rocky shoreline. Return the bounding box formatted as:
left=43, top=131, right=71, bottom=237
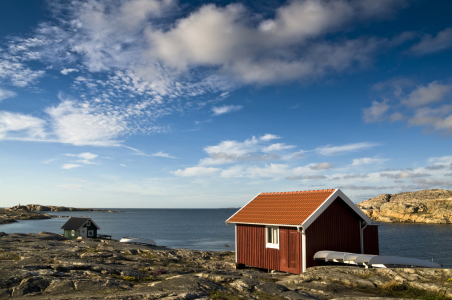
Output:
left=1, top=232, right=452, bottom=299
left=358, top=189, right=452, bottom=224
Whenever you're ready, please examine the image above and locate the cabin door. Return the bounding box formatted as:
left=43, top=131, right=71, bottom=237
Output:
left=279, top=228, right=300, bottom=274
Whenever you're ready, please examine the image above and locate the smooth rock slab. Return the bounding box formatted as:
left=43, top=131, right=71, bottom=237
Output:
left=152, top=275, right=224, bottom=294
left=255, top=281, right=289, bottom=295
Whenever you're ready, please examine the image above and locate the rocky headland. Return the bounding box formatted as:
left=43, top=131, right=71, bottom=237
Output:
left=0, top=209, right=54, bottom=225
left=0, top=205, right=121, bottom=225
left=1, top=232, right=452, bottom=299
left=6, top=204, right=117, bottom=213
left=358, top=189, right=452, bottom=223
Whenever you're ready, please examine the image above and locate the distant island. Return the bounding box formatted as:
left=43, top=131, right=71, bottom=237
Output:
left=0, top=204, right=120, bottom=225
left=358, top=189, right=452, bottom=224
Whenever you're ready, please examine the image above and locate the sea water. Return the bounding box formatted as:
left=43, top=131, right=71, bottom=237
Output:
left=1, top=209, right=451, bottom=267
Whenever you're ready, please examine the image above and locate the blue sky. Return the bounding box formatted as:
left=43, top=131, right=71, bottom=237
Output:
left=1, top=0, right=452, bottom=208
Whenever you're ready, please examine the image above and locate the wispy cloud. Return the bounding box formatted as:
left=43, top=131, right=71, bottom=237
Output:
left=174, top=166, right=220, bottom=177
left=363, top=80, right=452, bottom=133
left=351, top=157, right=388, bottom=166
left=0, top=88, right=16, bottom=102
left=310, top=162, right=335, bottom=170
left=62, top=164, right=81, bottom=169
left=65, top=152, right=99, bottom=164
left=212, top=105, right=243, bottom=116
left=410, top=27, right=452, bottom=56
left=61, top=68, right=78, bottom=75
left=316, top=142, right=380, bottom=156
left=123, top=145, right=176, bottom=158
left=0, top=111, right=47, bottom=140
left=380, top=171, right=430, bottom=179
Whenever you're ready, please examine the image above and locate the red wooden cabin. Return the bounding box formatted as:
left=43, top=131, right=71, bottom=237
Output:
left=226, top=189, right=379, bottom=274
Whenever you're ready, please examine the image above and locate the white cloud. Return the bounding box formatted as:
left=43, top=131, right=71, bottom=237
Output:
left=310, top=162, right=334, bottom=170
left=261, top=143, right=295, bottom=153
left=0, top=111, right=47, bottom=140
left=380, top=172, right=430, bottom=179
left=145, top=0, right=405, bottom=84
left=199, top=135, right=297, bottom=165
left=410, top=28, right=452, bottom=55
left=411, top=178, right=452, bottom=188
left=173, top=166, right=220, bottom=177
left=212, top=105, right=243, bottom=116
left=65, top=152, right=98, bottom=164
left=362, top=100, right=389, bottom=123
left=402, top=81, right=452, bottom=107
left=61, top=68, right=78, bottom=75
left=62, top=164, right=81, bottom=169
left=0, top=88, right=16, bottom=102
left=364, top=80, right=452, bottom=133
left=316, top=142, right=380, bottom=156
left=123, top=146, right=176, bottom=158
left=286, top=175, right=327, bottom=180
left=46, top=100, right=127, bottom=146
left=351, top=157, right=388, bottom=166
left=150, top=151, right=176, bottom=158
left=260, top=134, right=281, bottom=141
left=0, top=59, right=45, bottom=87
left=343, top=173, right=369, bottom=179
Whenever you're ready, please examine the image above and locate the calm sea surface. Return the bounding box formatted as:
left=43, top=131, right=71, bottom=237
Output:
left=1, top=209, right=451, bottom=267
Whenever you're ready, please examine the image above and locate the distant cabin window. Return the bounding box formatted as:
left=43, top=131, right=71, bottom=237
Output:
left=71, top=230, right=75, bottom=236
left=86, top=221, right=91, bottom=226
left=88, top=230, right=94, bottom=237
left=266, top=226, right=279, bottom=249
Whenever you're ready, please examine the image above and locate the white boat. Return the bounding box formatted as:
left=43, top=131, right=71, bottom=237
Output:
left=325, top=252, right=351, bottom=263
left=353, top=254, right=378, bottom=266
left=368, top=255, right=442, bottom=268
left=119, top=236, right=156, bottom=246
left=314, top=251, right=442, bottom=268
left=313, top=251, right=352, bottom=263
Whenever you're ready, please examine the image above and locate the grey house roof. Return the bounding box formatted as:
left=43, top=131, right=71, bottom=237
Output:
left=61, top=217, right=100, bottom=230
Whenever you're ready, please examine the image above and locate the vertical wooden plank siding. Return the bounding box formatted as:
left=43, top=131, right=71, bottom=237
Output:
left=305, top=197, right=362, bottom=268
left=363, top=225, right=379, bottom=255
left=236, top=224, right=279, bottom=270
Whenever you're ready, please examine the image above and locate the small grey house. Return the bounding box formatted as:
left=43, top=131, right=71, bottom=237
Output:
left=61, top=217, right=100, bottom=239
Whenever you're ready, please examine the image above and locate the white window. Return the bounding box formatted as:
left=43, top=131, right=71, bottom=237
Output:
left=88, top=230, right=94, bottom=237
left=266, top=226, right=279, bottom=249
left=71, top=230, right=75, bottom=236
left=86, top=221, right=91, bottom=226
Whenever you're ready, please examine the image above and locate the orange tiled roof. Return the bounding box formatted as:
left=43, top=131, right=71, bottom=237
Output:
left=226, top=189, right=336, bottom=225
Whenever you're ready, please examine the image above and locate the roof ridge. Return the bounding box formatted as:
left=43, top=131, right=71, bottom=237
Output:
left=260, top=189, right=335, bottom=195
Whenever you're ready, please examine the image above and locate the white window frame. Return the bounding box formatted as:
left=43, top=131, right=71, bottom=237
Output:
left=86, top=221, right=91, bottom=226
left=265, top=226, right=279, bottom=249
left=88, top=230, right=94, bottom=237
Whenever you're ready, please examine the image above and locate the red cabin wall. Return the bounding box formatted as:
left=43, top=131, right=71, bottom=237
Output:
left=363, top=225, right=379, bottom=255
left=236, top=224, right=279, bottom=270
left=305, top=197, right=362, bottom=268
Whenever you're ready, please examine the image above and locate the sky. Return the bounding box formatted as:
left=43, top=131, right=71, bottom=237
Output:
left=0, top=0, right=452, bottom=208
